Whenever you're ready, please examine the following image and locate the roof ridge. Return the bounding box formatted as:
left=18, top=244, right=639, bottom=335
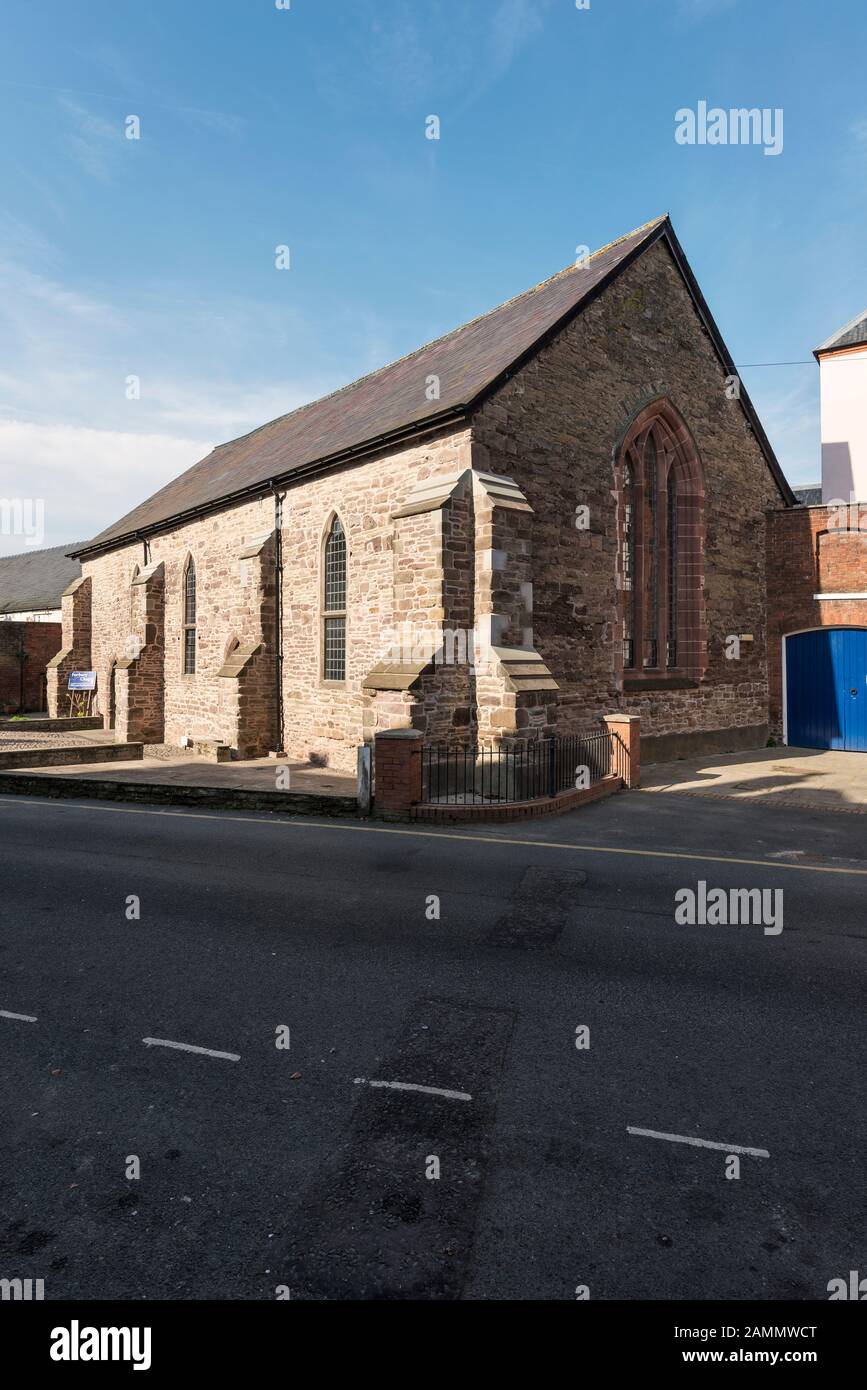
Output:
left=816, top=306, right=867, bottom=353
left=206, top=214, right=670, bottom=459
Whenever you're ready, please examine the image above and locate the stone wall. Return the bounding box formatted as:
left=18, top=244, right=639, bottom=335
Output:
left=0, top=621, right=61, bottom=713
left=78, top=238, right=790, bottom=768
left=83, top=430, right=472, bottom=770
left=47, top=577, right=92, bottom=718
left=471, top=238, right=784, bottom=756
left=766, top=504, right=867, bottom=735
left=114, top=563, right=166, bottom=744
left=83, top=499, right=276, bottom=750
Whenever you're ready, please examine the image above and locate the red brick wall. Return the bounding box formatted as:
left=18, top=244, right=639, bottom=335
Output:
left=767, top=505, right=867, bottom=735
left=0, top=621, right=61, bottom=713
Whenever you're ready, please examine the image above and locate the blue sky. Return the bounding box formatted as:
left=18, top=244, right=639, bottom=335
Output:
left=1, top=0, right=865, bottom=552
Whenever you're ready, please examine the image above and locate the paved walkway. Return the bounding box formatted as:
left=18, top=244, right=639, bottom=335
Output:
left=0, top=727, right=117, bottom=752
left=11, top=751, right=357, bottom=797
left=642, top=745, right=867, bottom=814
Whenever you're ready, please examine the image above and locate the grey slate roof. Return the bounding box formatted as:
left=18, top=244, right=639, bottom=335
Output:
left=74, top=214, right=794, bottom=558
left=0, top=544, right=82, bottom=615
left=793, top=485, right=822, bottom=506
left=815, top=309, right=867, bottom=356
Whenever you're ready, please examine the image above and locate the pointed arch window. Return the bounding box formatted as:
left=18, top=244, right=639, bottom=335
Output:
left=183, top=557, right=197, bottom=674
left=643, top=434, right=659, bottom=668
left=667, top=473, right=679, bottom=668
left=621, top=460, right=636, bottom=668
left=323, top=516, right=346, bottom=681
left=619, top=406, right=704, bottom=679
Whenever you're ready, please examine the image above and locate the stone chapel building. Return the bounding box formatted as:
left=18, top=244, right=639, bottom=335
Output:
left=54, top=215, right=794, bottom=772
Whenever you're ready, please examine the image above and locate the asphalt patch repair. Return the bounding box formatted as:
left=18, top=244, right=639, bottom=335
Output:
left=486, top=865, right=588, bottom=948
left=282, top=999, right=515, bottom=1299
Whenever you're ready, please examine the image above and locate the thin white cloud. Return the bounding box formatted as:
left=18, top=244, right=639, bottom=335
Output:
left=0, top=224, right=340, bottom=545
left=488, top=0, right=548, bottom=80
left=180, top=107, right=245, bottom=138
left=749, top=378, right=820, bottom=488
left=1, top=262, right=122, bottom=326
left=0, top=421, right=214, bottom=553
left=58, top=97, right=124, bottom=182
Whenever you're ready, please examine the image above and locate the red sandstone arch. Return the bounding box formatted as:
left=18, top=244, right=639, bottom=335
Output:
left=616, top=397, right=706, bottom=680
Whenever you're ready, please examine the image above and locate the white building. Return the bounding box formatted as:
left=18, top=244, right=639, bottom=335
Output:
left=815, top=310, right=867, bottom=504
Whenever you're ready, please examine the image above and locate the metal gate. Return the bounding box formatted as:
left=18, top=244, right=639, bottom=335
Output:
left=785, top=628, right=867, bottom=752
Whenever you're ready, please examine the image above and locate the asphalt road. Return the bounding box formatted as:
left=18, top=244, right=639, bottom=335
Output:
left=0, top=787, right=865, bottom=1301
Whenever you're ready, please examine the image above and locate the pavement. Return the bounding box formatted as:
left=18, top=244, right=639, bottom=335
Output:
left=9, top=752, right=357, bottom=797
left=643, top=745, right=867, bottom=813
left=0, top=782, right=865, bottom=1301
left=0, top=727, right=118, bottom=753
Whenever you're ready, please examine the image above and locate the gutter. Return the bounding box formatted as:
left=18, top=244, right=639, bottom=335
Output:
left=270, top=483, right=286, bottom=754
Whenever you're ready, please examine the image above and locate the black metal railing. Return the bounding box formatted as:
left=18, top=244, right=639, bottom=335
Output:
left=420, top=730, right=628, bottom=806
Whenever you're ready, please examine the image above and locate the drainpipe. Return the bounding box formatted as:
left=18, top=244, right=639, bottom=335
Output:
left=15, top=640, right=27, bottom=714
left=270, top=485, right=286, bottom=753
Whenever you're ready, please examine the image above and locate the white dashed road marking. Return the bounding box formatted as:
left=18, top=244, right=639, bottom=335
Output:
left=142, top=1036, right=241, bottom=1062
left=354, top=1077, right=473, bottom=1102
left=627, top=1125, right=769, bottom=1158
left=1, top=1009, right=38, bottom=1023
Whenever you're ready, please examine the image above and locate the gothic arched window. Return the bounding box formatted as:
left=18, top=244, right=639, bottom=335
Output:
left=619, top=403, right=704, bottom=679
left=323, top=516, right=347, bottom=681
left=183, top=557, right=197, bottom=674
left=622, top=460, right=636, bottom=669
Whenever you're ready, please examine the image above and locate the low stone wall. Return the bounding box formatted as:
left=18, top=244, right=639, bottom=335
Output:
left=642, top=722, right=769, bottom=765
left=0, top=771, right=358, bottom=818
left=0, top=742, right=143, bottom=770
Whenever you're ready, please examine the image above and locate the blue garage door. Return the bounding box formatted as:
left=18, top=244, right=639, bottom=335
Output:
left=786, top=628, right=867, bottom=752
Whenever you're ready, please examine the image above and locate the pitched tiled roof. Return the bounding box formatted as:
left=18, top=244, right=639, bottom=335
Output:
left=815, top=309, right=867, bottom=356
left=0, top=543, right=82, bottom=614
left=74, top=214, right=793, bottom=557
left=793, top=485, right=822, bottom=506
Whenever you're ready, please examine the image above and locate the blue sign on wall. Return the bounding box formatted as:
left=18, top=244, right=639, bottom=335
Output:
left=68, top=671, right=96, bottom=691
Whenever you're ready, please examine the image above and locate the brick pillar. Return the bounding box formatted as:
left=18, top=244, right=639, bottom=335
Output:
left=374, top=728, right=424, bottom=816
left=604, top=714, right=640, bottom=788
left=47, top=576, right=92, bottom=717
